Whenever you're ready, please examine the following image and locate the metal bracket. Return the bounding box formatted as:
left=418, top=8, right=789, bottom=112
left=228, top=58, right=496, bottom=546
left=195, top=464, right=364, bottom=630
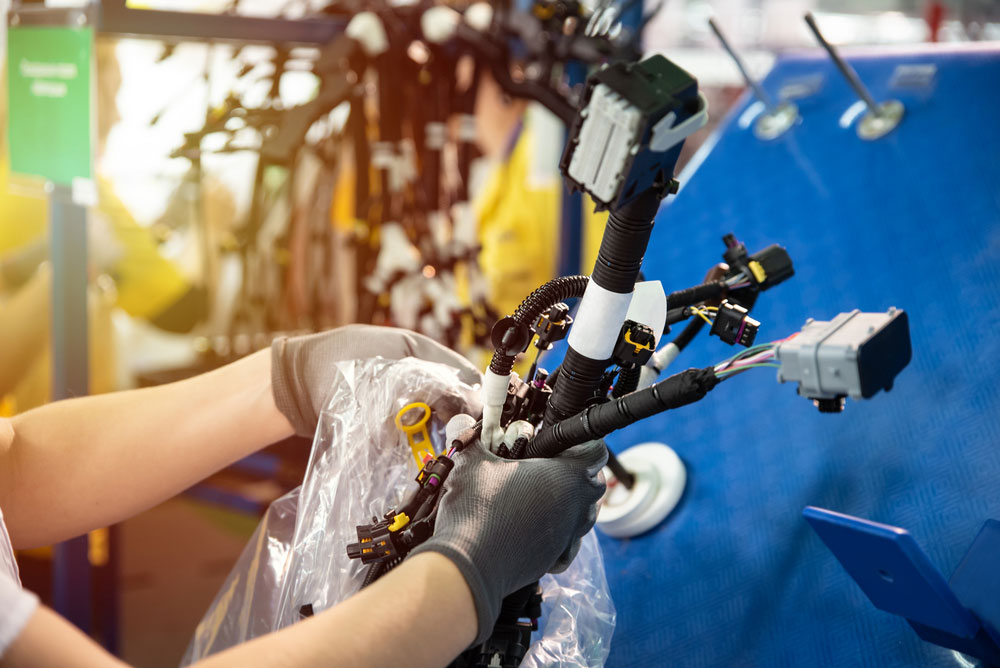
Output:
left=804, top=506, right=1000, bottom=666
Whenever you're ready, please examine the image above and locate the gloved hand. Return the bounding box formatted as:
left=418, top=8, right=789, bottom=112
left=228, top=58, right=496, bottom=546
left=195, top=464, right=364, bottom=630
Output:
left=271, top=324, right=482, bottom=436
left=410, top=438, right=608, bottom=644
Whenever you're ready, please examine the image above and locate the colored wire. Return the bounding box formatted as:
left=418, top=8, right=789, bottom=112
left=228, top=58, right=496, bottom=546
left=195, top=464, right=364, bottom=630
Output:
left=714, top=342, right=774, bottom=371
left=690, top=306, right=714, bottom=325
left=716, top=362, right=780, bottom=378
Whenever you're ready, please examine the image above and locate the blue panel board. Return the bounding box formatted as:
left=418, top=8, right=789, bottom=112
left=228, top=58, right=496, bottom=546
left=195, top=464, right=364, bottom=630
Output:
left=588, top=45, right=1000, bottom=667
left=801, top=507, right=977, bottom=637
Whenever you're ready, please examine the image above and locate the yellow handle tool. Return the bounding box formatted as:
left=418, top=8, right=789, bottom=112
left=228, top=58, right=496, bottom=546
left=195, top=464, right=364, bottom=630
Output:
left=395, top=402, right=434, bottom=467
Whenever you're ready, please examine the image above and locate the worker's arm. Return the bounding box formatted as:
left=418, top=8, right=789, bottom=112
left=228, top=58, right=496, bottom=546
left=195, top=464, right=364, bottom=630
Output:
left=0, top=552, right=475, bottom=668
left=0, top=347, right=294, bottom=549
left=0, top=324, right=480, bottom=549
left=194, top=552, right=477, bottom=667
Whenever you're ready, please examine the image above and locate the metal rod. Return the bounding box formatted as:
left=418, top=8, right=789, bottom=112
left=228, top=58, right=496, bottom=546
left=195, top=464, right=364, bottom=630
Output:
left=606, top=446, right=636, bottom=490
left=707, top=18, right=775, bottom=110
left=803, top=12, right=881, bottom=114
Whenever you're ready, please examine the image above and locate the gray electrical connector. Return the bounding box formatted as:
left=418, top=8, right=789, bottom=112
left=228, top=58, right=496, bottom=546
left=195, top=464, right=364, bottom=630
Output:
left=776, top=308, right=911, bottom=412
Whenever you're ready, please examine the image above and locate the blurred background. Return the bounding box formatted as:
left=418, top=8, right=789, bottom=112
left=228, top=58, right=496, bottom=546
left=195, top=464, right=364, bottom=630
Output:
left=2, top=0, right=999, bottom=666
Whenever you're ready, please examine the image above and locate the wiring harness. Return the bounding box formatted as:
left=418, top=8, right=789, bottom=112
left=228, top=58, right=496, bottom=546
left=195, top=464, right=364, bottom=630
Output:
left=341, top=46, right=910, bottom=668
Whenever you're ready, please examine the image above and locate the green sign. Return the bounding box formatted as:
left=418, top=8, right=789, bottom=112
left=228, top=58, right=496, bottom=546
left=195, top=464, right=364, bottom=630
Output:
left=7, top=26, right=92, bottom=185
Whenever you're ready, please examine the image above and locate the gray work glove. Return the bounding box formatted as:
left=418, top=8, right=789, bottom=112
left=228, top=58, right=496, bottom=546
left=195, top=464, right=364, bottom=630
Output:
left=271, top=324, right=482, bottom=436
left=410, top=438, right=608, bottom=644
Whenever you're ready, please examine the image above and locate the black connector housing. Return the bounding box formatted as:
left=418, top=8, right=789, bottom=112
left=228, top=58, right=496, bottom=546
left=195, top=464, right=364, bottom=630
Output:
left=346, top=519, right=398, bottom=565
left=749, top=244, right=795, bottom=290
left=560, top=55, right=699, bottom=209
left=710, top=301, right=760, bottom=347
left=612, top=320, right=656, bottom=367
left=531, top=303, right=572, bottom=351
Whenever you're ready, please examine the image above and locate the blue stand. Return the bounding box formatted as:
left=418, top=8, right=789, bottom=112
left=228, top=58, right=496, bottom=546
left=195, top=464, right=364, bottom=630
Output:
left=804, top=506, right=1000, bottom=666
left=49, top=184, right=94, bottom=637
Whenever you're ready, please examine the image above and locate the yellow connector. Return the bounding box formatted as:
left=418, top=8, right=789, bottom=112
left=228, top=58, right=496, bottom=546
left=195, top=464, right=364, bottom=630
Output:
left=395, top=402, right=435, bottom=467
left=748, top=260, right=767, bottom=284
left=624, top=329, right=655, bottom=354
left=388, top=512, right=411, bottom=532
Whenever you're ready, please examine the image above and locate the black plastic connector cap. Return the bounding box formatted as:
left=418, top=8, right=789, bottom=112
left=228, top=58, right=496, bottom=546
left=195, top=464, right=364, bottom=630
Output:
left=710, top=301, right=760, bottom=347
left=814, top=397, right=846, bottom=413
left=722, top=233, right=748, bottom=266
left=751, top=244, right=795, bottom=290
left=491, top=316, right=532, bottom=356
left=532, top=303, right=572, bottom=351
left=857, top=309, right=911, bottom=399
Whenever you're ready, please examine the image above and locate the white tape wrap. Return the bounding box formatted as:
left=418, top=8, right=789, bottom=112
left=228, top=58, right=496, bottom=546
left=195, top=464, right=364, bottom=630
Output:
left=464, top=2, right=493, bottom=32
left=651, top=342, right=680, bottom=371
left=503, top=420, right=535, bottom=449
left=345, top=12, right=389, bottom=57
left=568, top=281, right=634, bottom=360
left=639, top=342, right=680, bottom=388
left=421, top=6, right=460, bottom=44
left=481, top=369, right=511, bottom=451
left=445, top=413, right=477, bottom=445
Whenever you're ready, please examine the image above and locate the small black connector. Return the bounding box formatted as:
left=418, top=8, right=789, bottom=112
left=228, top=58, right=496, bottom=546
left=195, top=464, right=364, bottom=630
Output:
left=531, top=303, right=572, bottom=351
left=721, top=233, right=794, bottom=295
left=710, top=301, right=760, bottom=347
left=612, top=320, right=656, bottom=367
left=748, top=244, right=795, bottom=290
left=346, top=519, right=398, bottom=565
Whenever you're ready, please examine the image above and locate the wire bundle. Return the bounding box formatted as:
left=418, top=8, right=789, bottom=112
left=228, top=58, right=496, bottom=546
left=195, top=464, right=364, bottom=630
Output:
left=713, top=334, right=796, bottom=378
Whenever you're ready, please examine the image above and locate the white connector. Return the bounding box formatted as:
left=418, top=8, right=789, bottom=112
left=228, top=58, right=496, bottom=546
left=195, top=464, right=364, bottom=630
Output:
left=567, top=84, right=643, bottom=204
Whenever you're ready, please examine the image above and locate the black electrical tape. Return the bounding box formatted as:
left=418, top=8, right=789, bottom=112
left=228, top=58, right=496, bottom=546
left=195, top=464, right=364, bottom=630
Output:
left=666, top=280, right=728, bottom=309
left=450, top=420, right=483, bottom=452
left=664, top=306, right=691, bottom=328
left=527, top=367, right=720, bottom=458
left=487, top=275, right=589, bottom=376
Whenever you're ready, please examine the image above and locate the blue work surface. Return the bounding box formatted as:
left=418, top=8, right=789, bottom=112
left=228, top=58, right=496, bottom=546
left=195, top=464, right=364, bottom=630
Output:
left=597, top=45, right=1000, bottom=667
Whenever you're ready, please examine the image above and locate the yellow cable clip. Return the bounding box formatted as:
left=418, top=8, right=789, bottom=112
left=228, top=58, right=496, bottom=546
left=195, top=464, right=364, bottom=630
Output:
left=388, top=512, right=410, bottom=532
left=624, top=328, right=655, bottom=355
left=395, top=402, right=435, bottom=467
left=748, top=260, right=767, bottom=284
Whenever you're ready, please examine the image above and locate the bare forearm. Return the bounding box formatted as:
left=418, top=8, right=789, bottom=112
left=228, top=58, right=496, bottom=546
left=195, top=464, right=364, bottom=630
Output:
left=0, top=348, right=295, bottom=548
left=194, top=552, right=478, bottom=668
left=2, top=553, right=475, bottom=668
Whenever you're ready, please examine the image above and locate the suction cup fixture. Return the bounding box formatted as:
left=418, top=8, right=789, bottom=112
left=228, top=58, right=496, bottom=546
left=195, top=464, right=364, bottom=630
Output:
left=804, top=12, right=905, bottom=141
left=754, top=101, right=799, bottom=140
left=857, top=99, right=904, bottom=140
left=596, top=442, right=686, bottom=538
left=708, top=18, right=799, bottom=142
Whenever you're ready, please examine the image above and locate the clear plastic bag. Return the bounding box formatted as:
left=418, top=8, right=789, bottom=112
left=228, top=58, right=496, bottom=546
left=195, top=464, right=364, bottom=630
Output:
left=183, top=357, right=615, bottom=667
